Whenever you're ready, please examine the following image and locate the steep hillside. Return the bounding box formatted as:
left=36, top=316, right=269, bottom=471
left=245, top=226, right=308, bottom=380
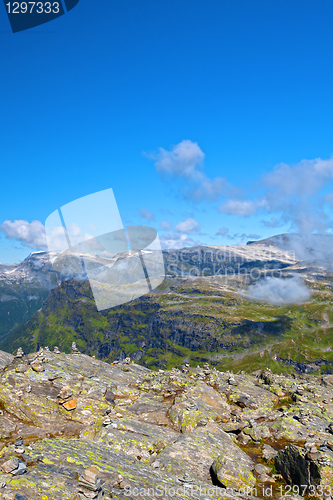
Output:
left=0, top=252, right=59, bottom=337
left=3, top=266, right=333, bottom=374
left=0, top=238, right=298, bottom=340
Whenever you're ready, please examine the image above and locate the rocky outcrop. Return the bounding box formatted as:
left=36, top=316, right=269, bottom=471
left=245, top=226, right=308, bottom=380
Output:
left=275, top=444, right=321, bottom=487
left=0, top=351, right=331, bottom=498
left=0, top=350, right=13, bottom=370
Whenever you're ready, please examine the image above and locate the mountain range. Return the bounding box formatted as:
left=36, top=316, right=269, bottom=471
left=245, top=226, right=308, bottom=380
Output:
left=1, top=234, right=333, bottom=374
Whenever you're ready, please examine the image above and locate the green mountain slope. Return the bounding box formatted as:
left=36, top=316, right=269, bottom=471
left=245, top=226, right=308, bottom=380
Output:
left=2, top=269, right=333, bottom=374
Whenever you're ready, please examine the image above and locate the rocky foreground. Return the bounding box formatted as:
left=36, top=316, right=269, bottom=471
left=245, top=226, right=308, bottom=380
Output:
left=0, top=349, right=333, bottom=499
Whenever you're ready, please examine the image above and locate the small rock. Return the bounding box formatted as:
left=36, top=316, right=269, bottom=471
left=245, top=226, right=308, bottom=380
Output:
left=262, top=444, right=278, bottom=461
left=236, top=395, right=258, bottom=409
left=113, top=473, right=126, bottom=489
left=255, top=464, right=271, bottom=474
left=62, top=398, right=77, bottom=411
left=15, top=364, right=28, bottom=373
left=258, top=472, right=275, bottom=483
left=1, top=458, right=26, bottom=475
left=82, top=466, right=99, bottom=484
left=1, top=458, right=19, bottom=473
left=228, top=376, right=238, bottom=386
left=31, top=361, right=44, bottom=373
left=12, top=462, right=27, bottom=475
left=59, top=385, right=72, bottom=400
left=237, top=432, right=251, bottom=445
left=54, top=346, right=61, bottom=354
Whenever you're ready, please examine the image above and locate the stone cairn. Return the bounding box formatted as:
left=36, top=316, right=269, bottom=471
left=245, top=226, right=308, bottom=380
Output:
left=54, top=346, right=61, bottom=354
left=57, top=385, right=77, bottom=411
left=112, top=474, right=127, bottom=489
left=15, top=347, right=24, bottom=358
left=30, top=349, right=44, bottom=373
left=72, top=342, right=79, bottom=354
left=77, top=466, right=104, bottom=499
left=14, top=437, right=25, bottom=455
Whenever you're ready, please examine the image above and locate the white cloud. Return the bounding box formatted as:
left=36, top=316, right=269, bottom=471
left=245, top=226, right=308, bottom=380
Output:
left=160, top=231, right=201, bottom=250
left=258, top=157, right=333, bottom=233
left=218, top=200, right=257, bottom=217
left=151, top=139, right=205, bottom=178
left=212, top=156, right=333, bottom=236
left=147, top=140, right=228, bottom=201
left=262, top=158, right=333, bottom=204
left=139, top=209, right=155, bottom=220
left=175, top=217, right=201, bottom=234
left=215, top=226, right=229, bottom=236
left=0, top=220, right=47, bottom=249
left=244, top=276, right=312, bottom=306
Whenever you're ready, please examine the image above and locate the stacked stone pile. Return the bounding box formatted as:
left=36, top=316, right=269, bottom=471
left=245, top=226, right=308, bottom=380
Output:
left=77, top=467, right=104, bottom=499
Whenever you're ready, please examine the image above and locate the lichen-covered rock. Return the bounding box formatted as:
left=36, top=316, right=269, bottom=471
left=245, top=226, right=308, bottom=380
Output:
left=157, top=422, right=255, bottom=486
left=0, top=349, right=332, bottom=498
left=275, top=445, right=321, bottom=487
left=212, top=453, right=256, bottom=490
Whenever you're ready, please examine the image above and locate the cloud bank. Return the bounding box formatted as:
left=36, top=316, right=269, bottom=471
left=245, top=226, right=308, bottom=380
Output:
left=0, top=220, right=47, bottom=249
left=245, top=275, right=312, bottom=306
left=221, top=156, right=333, bottom=234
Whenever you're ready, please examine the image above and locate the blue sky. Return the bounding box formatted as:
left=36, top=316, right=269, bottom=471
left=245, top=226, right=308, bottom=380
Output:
left=1, top=0, right=333, bottom=263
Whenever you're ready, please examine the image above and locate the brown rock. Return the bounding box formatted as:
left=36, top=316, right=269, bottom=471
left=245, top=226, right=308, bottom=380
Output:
left=82, top=466, right=99, bottom=484
left=1, top=458, right=19, bottom=473
left=63, top=398, right=77, bottom=411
